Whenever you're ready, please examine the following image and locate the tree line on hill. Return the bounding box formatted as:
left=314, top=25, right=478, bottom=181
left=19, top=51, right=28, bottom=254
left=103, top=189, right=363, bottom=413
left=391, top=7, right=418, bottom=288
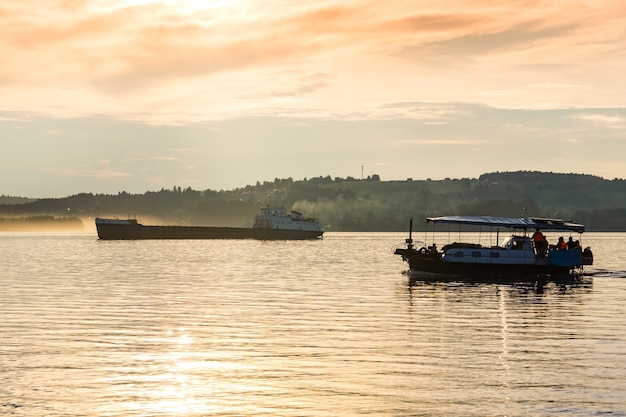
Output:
left=1, top=171, right=625, bottom=231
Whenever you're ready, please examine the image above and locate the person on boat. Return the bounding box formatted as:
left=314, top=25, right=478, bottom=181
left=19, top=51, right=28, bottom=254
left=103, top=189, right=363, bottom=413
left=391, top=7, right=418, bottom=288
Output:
left=532, top=229, right=548, bottom=256
left=567, top=236, right=575, bottom=249
left=557, top=236, right=567, bottom=250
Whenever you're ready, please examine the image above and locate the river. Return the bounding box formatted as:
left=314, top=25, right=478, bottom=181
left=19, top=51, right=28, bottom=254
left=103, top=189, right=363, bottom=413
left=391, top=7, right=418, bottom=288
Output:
left=1, top=232, right=624, bottom=416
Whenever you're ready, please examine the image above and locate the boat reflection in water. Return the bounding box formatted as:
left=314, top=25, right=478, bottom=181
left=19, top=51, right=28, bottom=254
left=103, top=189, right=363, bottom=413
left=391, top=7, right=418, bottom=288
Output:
left=394, top=215, right=593, bottom=283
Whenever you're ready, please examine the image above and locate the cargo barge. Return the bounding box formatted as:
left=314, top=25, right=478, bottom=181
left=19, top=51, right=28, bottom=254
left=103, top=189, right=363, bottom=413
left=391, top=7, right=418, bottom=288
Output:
left=96, top=206, right=324, bottom=240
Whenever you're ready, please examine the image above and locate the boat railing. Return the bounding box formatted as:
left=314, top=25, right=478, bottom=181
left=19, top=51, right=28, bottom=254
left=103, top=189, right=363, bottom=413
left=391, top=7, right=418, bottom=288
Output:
left=391, top=240, right=423, bottom=254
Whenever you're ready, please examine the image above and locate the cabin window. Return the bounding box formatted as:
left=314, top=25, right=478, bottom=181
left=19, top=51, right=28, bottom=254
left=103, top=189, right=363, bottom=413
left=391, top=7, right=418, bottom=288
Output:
left=490, top=252, right=500, bottom=258
left=471, top=251, right=481, bottom=258
left=453, top=252, right=464, bottom=258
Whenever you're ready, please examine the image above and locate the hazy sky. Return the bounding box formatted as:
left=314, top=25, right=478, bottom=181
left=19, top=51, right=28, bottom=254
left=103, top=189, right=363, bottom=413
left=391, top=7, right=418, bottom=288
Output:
left=1, top=0, right=625, bottom=197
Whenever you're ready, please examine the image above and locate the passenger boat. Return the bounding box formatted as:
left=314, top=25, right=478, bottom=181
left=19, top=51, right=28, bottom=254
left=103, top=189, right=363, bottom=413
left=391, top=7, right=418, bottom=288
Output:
left=394, top=216, right=593, bottom=278
left=95, top=206, right=324, bottom=240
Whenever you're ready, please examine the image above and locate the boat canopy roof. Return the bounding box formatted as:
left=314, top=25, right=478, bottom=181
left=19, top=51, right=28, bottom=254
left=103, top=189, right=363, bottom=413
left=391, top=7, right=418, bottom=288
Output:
left=426, top=215, right=585, bottom=233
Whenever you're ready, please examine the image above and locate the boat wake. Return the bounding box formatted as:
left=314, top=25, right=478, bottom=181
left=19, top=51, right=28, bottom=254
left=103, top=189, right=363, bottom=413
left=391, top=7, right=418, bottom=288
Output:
left=583, top=268, right=626, bottom=279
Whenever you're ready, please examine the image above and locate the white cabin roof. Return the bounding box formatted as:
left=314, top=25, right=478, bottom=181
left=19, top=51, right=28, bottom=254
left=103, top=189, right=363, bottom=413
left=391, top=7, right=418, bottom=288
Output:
left=426, top=215, right=585, bottom=233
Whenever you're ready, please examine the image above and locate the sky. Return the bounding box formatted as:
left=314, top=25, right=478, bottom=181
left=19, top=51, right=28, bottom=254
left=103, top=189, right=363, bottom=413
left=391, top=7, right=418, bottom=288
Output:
left=1, top=0, right=625, bottom=198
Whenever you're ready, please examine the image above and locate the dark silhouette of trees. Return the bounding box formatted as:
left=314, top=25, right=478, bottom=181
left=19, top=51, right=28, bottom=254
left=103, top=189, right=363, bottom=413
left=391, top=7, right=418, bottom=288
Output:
left=1, top=171, right=625, bottom=231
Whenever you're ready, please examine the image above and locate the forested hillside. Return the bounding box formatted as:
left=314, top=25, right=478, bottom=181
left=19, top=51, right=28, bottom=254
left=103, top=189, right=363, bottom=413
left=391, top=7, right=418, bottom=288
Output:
left=1, top=171, right=626, bottom=231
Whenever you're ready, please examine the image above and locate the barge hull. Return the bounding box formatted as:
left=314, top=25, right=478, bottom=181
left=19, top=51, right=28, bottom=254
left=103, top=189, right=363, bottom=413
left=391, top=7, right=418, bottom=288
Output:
left=96, top=223, right=323, bottom=240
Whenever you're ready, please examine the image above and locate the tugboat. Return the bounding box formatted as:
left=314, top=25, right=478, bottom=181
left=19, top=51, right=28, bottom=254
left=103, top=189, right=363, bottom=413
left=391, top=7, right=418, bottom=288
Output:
left=95, top=205, right=324, bottom=240
left=394, top=216, right=593, bottom=278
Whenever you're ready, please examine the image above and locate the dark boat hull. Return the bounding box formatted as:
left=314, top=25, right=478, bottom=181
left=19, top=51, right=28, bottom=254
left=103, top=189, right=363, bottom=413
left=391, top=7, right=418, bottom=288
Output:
left=96, top=223, right=323, bottom=240
left=394, top=248, right=578, bottom=278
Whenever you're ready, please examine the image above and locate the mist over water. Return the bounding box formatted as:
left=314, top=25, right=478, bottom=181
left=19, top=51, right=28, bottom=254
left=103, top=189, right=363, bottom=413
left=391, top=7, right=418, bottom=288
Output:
left=1, top=232, right=625, bottom=416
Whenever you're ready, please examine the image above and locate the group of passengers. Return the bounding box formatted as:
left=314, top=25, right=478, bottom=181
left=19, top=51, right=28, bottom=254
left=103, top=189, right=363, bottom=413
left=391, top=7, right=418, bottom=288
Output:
left=562, top=236, right=582, bottom=250
left=532, top=229, right=581, bottom=257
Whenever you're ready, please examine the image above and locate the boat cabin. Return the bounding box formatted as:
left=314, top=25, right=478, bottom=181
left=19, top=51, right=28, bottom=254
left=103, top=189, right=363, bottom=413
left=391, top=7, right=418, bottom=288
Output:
left=253, top=205, right=324, bottom=232
left=442, top=235, right=542, bottom=265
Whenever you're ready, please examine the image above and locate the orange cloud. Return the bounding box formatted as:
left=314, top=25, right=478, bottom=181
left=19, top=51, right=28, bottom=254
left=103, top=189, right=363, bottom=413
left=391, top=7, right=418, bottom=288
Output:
left=0, top=0, right=624, bottom=121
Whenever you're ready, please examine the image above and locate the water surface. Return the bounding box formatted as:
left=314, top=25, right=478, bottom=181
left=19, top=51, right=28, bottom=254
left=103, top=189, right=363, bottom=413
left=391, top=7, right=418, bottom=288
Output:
left=1, top=232, right=624, bottom=416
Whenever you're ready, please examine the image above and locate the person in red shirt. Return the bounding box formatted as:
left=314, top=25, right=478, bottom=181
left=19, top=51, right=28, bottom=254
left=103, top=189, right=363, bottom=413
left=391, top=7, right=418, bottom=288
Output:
left=532, top=229, right=548, bottom=256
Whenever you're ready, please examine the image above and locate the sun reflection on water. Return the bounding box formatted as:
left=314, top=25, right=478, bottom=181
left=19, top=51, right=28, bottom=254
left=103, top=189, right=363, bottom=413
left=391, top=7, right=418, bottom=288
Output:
left=132, top=328, right=259, bottom=415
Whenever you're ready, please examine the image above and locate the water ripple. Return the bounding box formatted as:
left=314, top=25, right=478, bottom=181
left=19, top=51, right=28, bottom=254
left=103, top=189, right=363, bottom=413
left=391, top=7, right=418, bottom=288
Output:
left=0, top=233, right=625, bottom=416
